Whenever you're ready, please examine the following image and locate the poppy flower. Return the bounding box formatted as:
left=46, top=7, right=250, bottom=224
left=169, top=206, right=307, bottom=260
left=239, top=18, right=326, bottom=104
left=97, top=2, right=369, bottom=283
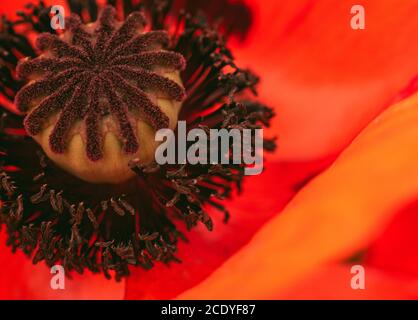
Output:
left=0, top=0, right=275, bottom=298
left=1, top=0, right=418, bottom=300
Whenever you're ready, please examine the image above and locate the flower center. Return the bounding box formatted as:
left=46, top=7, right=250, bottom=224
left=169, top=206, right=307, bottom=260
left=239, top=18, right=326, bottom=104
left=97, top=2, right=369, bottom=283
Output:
left=14, top=6, right=186, bottom=184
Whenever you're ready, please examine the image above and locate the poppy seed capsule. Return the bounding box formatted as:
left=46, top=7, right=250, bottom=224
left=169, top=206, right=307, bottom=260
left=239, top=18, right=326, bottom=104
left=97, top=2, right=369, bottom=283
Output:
left=15, top=6, right=186, bottom=184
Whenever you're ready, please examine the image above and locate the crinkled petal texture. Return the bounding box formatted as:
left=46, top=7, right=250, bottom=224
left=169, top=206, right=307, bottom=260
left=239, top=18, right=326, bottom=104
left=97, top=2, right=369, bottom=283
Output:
left=176, top=92, right=418, bottom=299
left=234, top=0, right=418, bottom=161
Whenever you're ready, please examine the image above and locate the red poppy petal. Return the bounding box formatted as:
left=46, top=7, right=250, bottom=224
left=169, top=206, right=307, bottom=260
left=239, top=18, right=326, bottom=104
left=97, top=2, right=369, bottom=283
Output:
left=233, top=0, right=418, bottom=161
left=0, top=0, right=69, bottom=19
left=365, top=199, right=418, bottom=278
left=0, top=0, right=36, bottom=18
left=177, top=92, right=418, bottom=299
left=276, top=264, right=418, bottom=300
left=0, top=230, right=125, bottom=299
left=125, top=158, right=333, bottom=299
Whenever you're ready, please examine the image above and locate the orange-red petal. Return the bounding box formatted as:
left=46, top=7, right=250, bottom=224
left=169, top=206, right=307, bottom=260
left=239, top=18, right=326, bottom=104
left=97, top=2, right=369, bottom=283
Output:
left=365, top=199, right=418, bottom=278
left=0, top=230, right=125, bottom=299
left=276, top=264, right=418, bottom=300
left=177, top=91, right=418, bottom=299
left=125, top=159, right=332, bottom=299
left=234, top=0, right=418, bottom=161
